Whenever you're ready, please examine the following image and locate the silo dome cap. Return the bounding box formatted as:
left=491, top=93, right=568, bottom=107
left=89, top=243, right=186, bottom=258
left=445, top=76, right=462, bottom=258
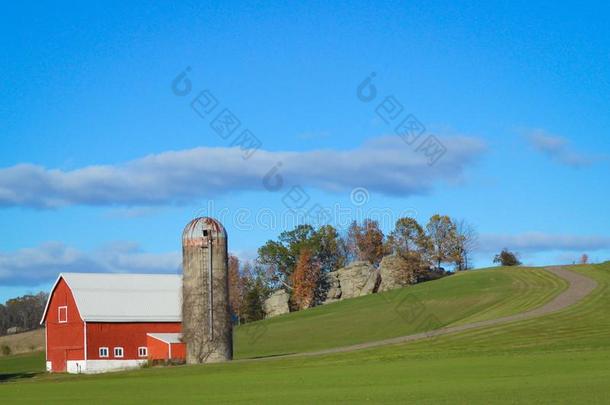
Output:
left=182, top=217, right=227, bottom=243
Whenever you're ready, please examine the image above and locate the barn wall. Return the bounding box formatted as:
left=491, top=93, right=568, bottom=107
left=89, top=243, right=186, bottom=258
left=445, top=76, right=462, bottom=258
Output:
left=146, top=336, right=186, bottom=361
left=45, top=279, right=85, bottom=372
left=170, top=342, right=186, bottom=359
left=147, top=335, right=170, bottom=360
left=87, top=322, right=181, bottom=360
left=67, top=360, right=87, bottom=373
left=84, top=359, right=147, bottom=373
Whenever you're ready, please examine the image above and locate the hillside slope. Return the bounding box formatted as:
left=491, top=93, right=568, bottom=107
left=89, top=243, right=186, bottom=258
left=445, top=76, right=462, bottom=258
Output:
left=234, top=266, right=566, bottom=358
left=0, top=329, right=44, bottom=357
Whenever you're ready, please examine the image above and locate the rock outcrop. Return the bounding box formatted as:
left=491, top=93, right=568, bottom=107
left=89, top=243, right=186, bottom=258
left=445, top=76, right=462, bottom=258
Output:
left=378, top=254, right=418, bottom=292
left=322, top=261, right=380, bottom=303
left=263, top=289, right=290, bottom=318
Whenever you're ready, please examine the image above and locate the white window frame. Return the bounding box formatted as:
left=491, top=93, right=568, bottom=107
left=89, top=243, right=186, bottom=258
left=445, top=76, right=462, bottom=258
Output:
left=114, top=347, right=124, bottom=358
left=99, top=347, right=109, bottom=358
left=138, top=347, right=148, bottom=357
left=58, top=306, right=68, bottom=323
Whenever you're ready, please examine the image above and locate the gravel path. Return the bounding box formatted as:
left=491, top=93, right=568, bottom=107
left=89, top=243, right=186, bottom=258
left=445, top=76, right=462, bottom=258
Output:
left=249, top=267, right=597, bottom=360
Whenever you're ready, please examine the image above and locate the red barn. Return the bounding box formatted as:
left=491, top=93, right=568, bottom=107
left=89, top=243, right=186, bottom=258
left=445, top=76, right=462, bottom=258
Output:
left=40, top=273, right=186, bottom=373
left=147, top=333, right=186, bottom=361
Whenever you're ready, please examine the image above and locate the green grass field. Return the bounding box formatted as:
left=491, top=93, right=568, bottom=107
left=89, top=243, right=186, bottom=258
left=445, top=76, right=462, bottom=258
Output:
left=0, top=351, right=45, bottom=383
left=1, top=264, right=608, bottom=403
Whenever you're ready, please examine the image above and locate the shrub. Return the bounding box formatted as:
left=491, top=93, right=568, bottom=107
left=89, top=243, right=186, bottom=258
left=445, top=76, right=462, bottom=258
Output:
left=493, top=249, right=521, bottom=266
left=1, top=344, right=11, bottom=356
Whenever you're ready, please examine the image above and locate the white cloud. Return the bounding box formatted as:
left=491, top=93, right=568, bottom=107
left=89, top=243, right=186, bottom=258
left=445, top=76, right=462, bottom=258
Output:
left=478, top=232, right=610, bottom=253
left=0, top=242, right=181, bottom=286
left=0, top=135, right=485, bottom=209
left=525, top=130, right=601, bottom=168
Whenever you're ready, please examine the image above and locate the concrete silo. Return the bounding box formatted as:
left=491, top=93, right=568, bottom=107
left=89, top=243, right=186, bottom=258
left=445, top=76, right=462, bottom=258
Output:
left=181, top=217, right=232, bottom=363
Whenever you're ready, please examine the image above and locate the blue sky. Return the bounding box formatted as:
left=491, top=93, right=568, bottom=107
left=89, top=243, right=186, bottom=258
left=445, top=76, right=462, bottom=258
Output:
left=1, top=0, right=609, bottom=302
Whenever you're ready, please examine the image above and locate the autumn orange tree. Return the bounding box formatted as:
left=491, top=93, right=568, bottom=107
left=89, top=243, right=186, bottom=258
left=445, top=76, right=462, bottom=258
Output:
left=291, top=248, right=321, bottom=310
left=346, top=219, right=385, bottom=266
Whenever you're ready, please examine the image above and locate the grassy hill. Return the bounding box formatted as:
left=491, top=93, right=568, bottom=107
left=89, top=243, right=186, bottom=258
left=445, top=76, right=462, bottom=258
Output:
left=0, top=329, right=44, bottom=357
left=1, top=264, right=608, bottom=403
left=234, top=266, right=566, bottom=358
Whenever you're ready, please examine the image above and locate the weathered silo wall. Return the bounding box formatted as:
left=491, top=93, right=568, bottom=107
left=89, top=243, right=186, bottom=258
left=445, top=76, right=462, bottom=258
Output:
left=182, top=217, right=232, bottom=363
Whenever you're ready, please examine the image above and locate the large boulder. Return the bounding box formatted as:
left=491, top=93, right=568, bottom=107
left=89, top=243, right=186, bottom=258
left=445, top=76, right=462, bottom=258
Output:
left=378, top=254, right=418, bottom=292
left=336, top=261, right=380, bottom=299
left=263, top=289, right=290, bottom=318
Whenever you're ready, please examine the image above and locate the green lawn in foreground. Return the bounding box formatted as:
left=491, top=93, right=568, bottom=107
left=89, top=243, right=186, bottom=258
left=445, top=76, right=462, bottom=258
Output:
left=2, top=264, right=607, bottom=404
left=0, top=351, right=44, bottom=382
left=234, top=266, right=566, bottom=358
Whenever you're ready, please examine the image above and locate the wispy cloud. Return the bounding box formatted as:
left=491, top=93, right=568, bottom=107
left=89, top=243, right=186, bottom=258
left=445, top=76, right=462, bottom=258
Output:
left=0, top=242, right=181, bottom=286
left=478, top=232, right=610, bottom=253
left=0, top=135, right=485, bottom=209
left=525, top=130, right=601, bottom=168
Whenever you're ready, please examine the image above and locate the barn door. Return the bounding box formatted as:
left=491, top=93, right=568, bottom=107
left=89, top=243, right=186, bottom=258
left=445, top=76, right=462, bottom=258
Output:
left=59, top=349, right=67, bottom=372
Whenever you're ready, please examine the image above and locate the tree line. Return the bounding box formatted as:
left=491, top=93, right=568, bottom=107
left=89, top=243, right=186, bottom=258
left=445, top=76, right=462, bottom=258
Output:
left=0, top=292, right=48, bottom=336
left=228, top=214, right=479, bottom=324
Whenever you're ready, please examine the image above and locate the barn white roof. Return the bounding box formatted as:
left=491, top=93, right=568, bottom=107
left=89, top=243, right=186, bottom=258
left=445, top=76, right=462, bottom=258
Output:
left=41, top=273, right=182, bottom=323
